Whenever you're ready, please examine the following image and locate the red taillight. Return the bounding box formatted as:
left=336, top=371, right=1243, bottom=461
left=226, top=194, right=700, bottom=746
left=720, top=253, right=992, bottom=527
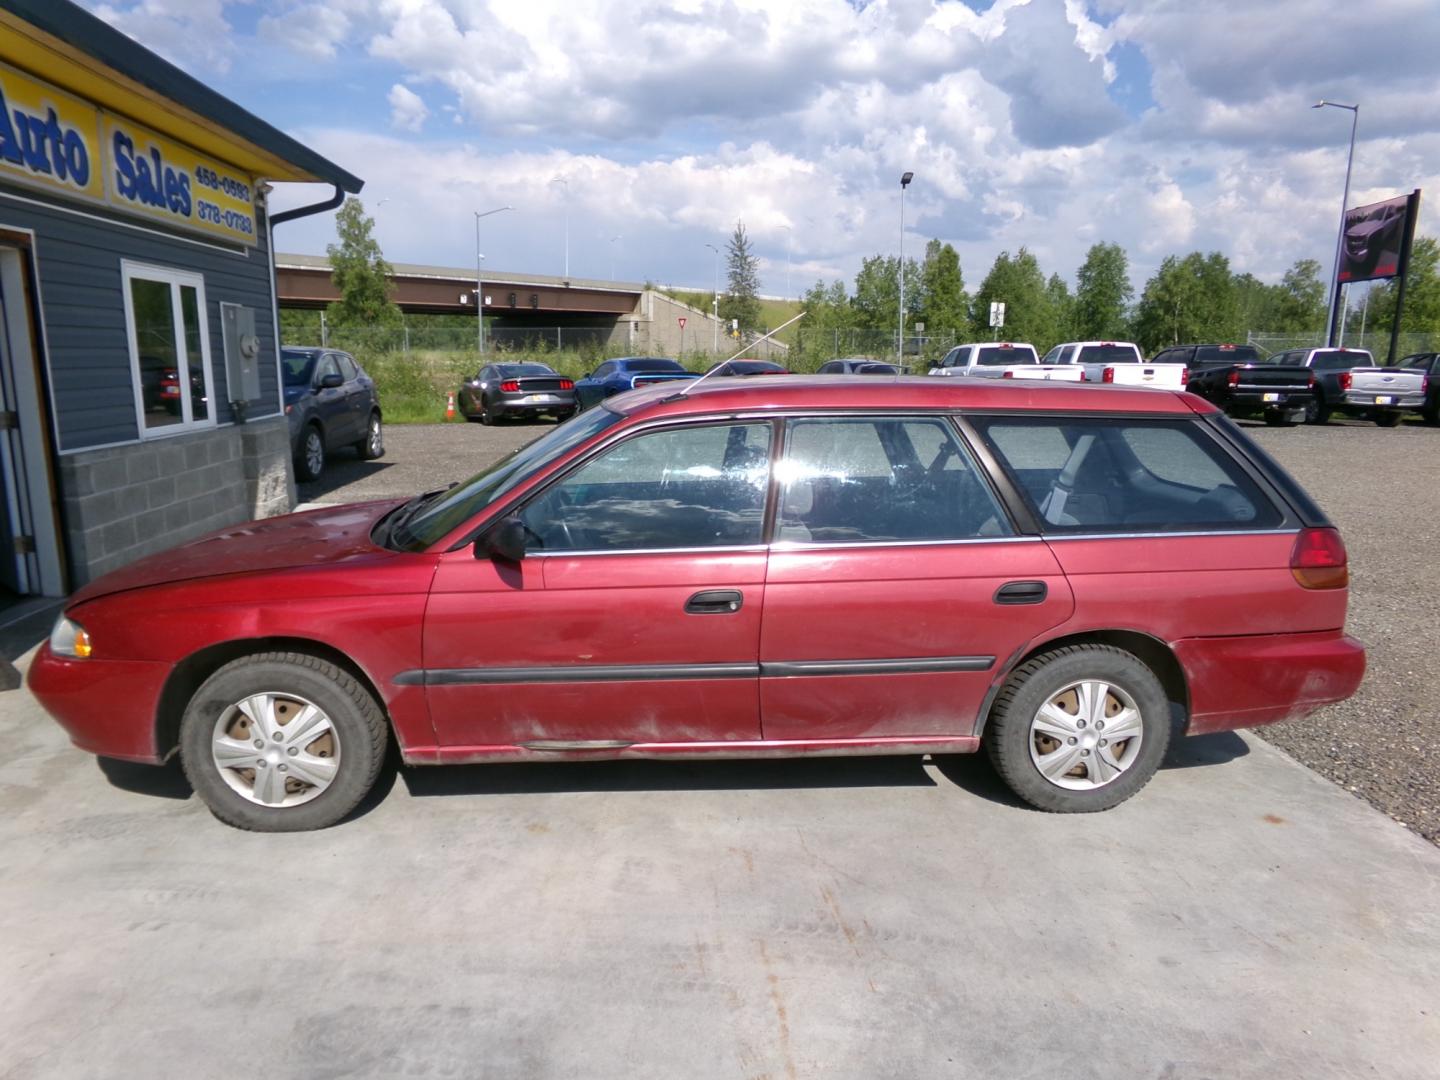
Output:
left=1290, top=527, right=1349, bottom=590
left=1001, top=370, right=1015, bottom=379
left=1227, top=370, right=1240, bottom=388
left=1424, top=375, right=1431, bottom=394
left=559, top=379, right=574, bottom=390
left=500, top=380, right=520, bottom=392
left=1102, top=367, right=1115, bottom=383
left=1079, top=371, right=1088, bottom=382
left=1338, top=371, right=1352, bottom=391
left=1180, top=367, right=1189, bottom=385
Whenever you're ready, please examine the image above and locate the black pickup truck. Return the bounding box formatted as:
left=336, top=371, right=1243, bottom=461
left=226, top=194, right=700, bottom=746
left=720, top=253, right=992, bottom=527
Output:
left=1153, top=344, right=1315, bottom=426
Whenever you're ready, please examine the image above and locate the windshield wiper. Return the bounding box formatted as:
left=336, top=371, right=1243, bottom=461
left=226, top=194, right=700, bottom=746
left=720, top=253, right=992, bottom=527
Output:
left=379, top=485, right=453, bottom=548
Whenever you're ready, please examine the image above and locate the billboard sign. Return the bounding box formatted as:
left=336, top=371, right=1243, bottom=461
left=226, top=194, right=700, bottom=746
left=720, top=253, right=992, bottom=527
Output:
left=1338, top=194, right=1411, bottom=283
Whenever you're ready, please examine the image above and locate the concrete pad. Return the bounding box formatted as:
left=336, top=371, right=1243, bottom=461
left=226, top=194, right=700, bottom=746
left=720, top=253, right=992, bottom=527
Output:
left=1, top=655, right=1436, bottom=1079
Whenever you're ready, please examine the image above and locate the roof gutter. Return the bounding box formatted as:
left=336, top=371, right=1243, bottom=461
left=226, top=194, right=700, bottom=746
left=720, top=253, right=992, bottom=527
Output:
left=270, top=184, right=346, bottom=228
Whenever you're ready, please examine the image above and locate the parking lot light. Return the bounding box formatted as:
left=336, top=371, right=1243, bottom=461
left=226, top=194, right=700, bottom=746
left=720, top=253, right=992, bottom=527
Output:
left=1313, top=100, right=1358, bottom=347
left=474, top=205, right=513, bottom=354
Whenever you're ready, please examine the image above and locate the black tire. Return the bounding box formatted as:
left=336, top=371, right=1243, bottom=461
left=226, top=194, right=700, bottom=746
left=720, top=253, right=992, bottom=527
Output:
left=1304, top=399, right=1331, bottom=426
left=354, top=410, right=385, bottom=458
left=1424, top=402, right=1440, bottom=426
left=984, top=645, right=1171, bottom=813
left=1263, top=412, right=1297, bottom=427
left=295, top=424, right=325, bottom=482
left=1374, top=411, right=1402, bottom=428
left=478, top=396, right=493, bottom=425
left=179, top=651, right=388, bottom=832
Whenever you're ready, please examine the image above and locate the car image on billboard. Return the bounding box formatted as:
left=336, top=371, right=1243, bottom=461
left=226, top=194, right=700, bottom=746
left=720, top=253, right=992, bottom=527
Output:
left=1339, top=194, right=1410, bottom=283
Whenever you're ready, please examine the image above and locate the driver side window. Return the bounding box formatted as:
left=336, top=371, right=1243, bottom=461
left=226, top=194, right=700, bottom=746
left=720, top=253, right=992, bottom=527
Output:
left=520, top=422, right=773, bottom=552
left=314, top=356, right=340, bottom=386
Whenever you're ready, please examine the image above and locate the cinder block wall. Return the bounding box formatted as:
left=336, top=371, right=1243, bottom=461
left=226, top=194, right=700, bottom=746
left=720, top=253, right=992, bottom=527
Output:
left=57, top=417, right=295, bottom=586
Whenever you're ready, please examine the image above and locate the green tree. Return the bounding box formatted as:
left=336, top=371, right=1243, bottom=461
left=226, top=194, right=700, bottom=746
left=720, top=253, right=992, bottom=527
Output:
left=325, top=197, right=401, bottom=327
left=1367, top=236, right=1440, bottom=345
left=1269, top=259, right=1327, bottom=334
left=1132, top=251, right=1241, bottom=352
left=917, top=239, right=968, bottom=337
left=1073, top=242, right=1133, bottom=340
left=1044, top=273, right=1075, bottom=351
left=850, top=254, right=920, bottom=331
left=719, top=221, right=762, bottom=333
left=971, top=248, right=1053, bottom=345
left=795, top=278, right=854, bottom=364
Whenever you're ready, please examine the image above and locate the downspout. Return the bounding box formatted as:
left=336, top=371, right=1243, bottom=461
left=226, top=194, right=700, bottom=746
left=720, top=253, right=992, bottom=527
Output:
left=270, top=183, right=346, bottom=227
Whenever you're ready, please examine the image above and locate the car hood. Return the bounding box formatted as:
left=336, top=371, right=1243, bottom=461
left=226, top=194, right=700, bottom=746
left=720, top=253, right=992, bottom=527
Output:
left=68, top=498, right=406, bottom=606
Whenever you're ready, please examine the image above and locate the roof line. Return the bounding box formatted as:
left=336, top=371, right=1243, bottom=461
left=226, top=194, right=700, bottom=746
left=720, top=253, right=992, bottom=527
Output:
left=1, top=0, right=363, bottom=193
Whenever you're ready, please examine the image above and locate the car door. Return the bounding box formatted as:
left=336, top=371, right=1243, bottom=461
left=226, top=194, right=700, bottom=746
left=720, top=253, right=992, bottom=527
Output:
left=759, top=414, right=1075, bottom=742
left=312, top=354, right=351, bottom=446
left=336, top=352, right=369, bottom=436
left=578, top=361, right=614, bottom=408
left=422, top=419, right=775, bottom=748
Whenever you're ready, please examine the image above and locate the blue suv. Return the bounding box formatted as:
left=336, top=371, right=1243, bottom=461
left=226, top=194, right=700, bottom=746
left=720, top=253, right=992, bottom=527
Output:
left=282, top=347, right=384, bottom=482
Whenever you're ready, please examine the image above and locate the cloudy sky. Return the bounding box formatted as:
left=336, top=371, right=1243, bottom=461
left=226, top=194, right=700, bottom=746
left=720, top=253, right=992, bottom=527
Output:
left=86, top=0, right=1440, bottom=297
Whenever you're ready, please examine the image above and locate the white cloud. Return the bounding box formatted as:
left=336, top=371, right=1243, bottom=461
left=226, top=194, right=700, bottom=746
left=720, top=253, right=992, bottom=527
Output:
left=88, top=0, right=235, bottom=74
left=258, top=3, right=357, bottom=61
left=387, top=83, right=429, bottom=132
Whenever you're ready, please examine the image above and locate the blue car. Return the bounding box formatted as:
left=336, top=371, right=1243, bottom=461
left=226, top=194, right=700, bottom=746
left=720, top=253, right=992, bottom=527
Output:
left=573, top=357, right=698, bottom=410
left=282, top=347, right=384, bottom=482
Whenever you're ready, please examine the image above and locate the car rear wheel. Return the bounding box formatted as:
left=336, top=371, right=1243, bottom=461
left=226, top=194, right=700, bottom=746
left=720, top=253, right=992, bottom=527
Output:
left=1304, top=400, right=1331, bottom=425
left=985, top=645, right=1171, bottom=812
left=478, top=396, right=494, bottom=425
left=295, top=424, right=324, bottom=481
left=355, top=411, right=385, bottom=458
left=1374, top=412, right=1402, bottom=428
left=179, top=652, right=388, bottom=832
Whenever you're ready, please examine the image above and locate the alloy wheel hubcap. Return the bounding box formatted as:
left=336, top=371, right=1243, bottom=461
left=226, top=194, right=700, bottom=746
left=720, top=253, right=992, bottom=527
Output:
left=305, top=433, right=323, bottom=475
left=1028, top=679, right=1143, bottom=791
left=369, top=419, right=382, bottom=454
left=211, top=692, right=340, bottom=807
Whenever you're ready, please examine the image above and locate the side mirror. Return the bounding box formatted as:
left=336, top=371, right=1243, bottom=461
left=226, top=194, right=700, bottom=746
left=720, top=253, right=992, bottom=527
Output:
left=478, top=515, right=527, bottom=562
left=319, top=372, right=344, bottom=389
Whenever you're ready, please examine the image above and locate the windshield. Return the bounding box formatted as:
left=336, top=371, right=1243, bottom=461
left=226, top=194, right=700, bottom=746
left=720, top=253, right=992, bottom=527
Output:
left=391, top=406, right=624, bottom=551
left=281, top=351, right=318, bottom=387
left=1194, top=346, right=1262, bottom=364
left=1076, top=345, right=1139, bottom=364
left=976, top=346, right=1035, bottom=366
left=626, top=359, right=685, bottom=373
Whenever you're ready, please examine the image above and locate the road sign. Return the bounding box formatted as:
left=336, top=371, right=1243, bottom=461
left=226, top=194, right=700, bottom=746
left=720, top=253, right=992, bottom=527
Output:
left=989, top=301, right=1006, bottom=329
left=678, top=317, right=687, bottom=329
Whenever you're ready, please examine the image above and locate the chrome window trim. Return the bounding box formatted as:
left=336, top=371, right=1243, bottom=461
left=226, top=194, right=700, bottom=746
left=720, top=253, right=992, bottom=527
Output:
left=1042, top=527, right=1300, bottom=542
left=527, top=543, right=770, bottom=559
left=768, top=535, right=1041, bottom=551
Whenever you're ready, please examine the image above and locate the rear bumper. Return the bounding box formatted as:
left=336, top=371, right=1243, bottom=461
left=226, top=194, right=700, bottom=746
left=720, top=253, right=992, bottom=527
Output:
left=27, top=644, right=170, bottom=763
left=1224, top=388, right=1313, bottom=406
left=1342, top=391, right=1425, bottom=409
left=1176, top=630, right=1365, bottom=735
left=492, top=393, right=576, bottom=414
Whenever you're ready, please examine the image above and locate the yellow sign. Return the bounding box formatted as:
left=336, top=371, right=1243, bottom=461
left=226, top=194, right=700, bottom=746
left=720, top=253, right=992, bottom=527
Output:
left=0, top=60, right=104, bottom=202
left=0, top=62, right=257, bottom=246
left=103, top=115, right=257, bottom=246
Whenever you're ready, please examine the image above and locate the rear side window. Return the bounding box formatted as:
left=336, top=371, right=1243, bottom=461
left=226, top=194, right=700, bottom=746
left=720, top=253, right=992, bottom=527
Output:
left=1076, top=345, right=1140, bottom=364
left=972, top=416, right=1282, bottom=533
left=337, top=354, right=360, bottom=381
left=1194, top=346, right=1259, bottom=364
left=776, top=417, right=1012, bottom=543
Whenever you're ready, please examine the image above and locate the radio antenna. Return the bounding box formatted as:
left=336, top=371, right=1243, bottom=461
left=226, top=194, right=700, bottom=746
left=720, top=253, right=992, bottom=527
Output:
left=678, top=311, right=807, bottom=397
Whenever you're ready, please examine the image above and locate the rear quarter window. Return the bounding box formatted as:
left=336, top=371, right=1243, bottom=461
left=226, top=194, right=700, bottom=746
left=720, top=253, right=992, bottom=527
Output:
left=972, top=416, right=1282, bottom=533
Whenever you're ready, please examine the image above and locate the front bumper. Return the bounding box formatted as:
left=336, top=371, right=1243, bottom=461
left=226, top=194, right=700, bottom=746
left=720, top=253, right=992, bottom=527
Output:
left=1176, top=630, right=1365, bottom=735
left=27, top=643, right=172, bottom=763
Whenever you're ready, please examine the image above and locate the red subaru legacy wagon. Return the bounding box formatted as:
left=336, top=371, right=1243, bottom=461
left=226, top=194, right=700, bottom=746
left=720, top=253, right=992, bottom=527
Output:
left=29, top=378, right=1365, bottom=831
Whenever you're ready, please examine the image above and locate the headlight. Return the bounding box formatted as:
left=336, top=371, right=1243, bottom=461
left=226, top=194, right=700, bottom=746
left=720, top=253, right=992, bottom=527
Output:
left=49, top=615, right=92, bottom=659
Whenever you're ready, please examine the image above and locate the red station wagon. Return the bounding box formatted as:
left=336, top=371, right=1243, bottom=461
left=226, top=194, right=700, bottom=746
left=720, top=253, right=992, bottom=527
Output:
left=29, top=378, right=1366, bottom=831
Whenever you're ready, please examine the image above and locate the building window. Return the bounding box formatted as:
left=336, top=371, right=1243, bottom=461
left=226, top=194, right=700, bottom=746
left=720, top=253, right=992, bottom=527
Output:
left=121, top=261, right=216, bottom=436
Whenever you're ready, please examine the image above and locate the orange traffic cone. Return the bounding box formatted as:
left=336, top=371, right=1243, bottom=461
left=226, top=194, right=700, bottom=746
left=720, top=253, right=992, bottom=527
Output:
left=445, top=392, right=456, bottom=422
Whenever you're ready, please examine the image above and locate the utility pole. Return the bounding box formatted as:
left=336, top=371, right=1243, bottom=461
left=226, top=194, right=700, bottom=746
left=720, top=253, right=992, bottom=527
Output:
left=706, top=242, right=722, bottom=353
left=898, top=171, right=913, bottom=363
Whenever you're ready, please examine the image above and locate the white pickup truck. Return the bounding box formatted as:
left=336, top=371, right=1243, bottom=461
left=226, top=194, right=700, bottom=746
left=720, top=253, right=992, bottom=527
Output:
left=1040, top=341, right=1188, bottom=389
left=928, top=342, right=1083, bottom=381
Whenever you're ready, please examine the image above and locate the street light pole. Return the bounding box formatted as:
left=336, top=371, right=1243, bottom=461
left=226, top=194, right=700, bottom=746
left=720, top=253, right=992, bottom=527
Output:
left=898, top=171, right=913, bottom=363
left=705, top=242, right=722, bottom=353
left=550, top=176, right=569, bottom=278
left=474, top=205, right=513, bottom=354
left=1314, top=100, right=1358, bottom=347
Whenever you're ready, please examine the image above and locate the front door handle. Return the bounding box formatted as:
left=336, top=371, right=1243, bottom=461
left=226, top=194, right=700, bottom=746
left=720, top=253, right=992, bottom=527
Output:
left=994, top=580, right=1047, bottom=605
left=685, top=589, right=743, bottom=614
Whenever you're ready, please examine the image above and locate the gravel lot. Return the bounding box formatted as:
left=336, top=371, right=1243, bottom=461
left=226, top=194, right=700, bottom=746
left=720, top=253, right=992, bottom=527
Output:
left=301, top=412, right=1440, bottom=846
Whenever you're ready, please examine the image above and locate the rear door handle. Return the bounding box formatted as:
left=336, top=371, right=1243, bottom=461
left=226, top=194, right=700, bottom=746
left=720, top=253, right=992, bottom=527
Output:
left=994, top=581, right=1047, bottom=605
left=686, top=589, right=743, bottom=614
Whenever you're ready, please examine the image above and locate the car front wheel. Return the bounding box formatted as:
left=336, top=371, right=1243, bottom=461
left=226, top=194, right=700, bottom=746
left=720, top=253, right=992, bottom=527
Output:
left=179, top=652, right=388, bottom=832
left=984, top=645, right=1171, bottom=812
left=296, top=424, right=325, bottom=481
left=355, top=411, right=385, bottom=458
